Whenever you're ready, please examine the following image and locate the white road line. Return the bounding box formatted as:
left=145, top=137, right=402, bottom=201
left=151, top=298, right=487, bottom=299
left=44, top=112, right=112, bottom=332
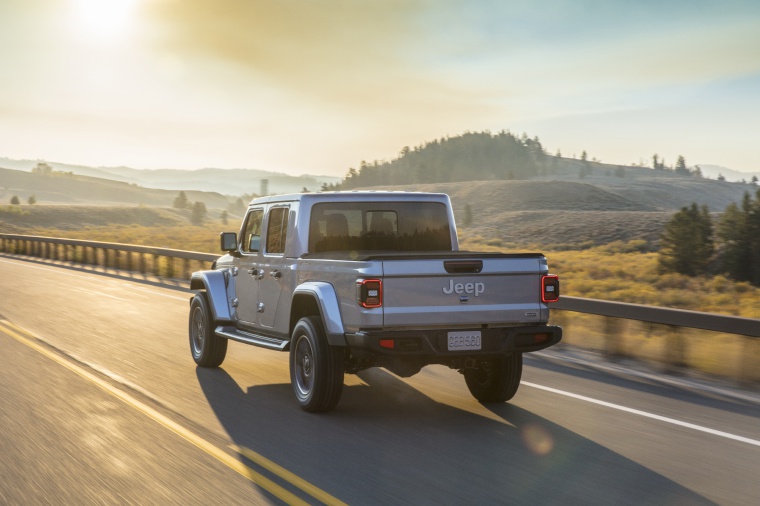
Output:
left=522, top=381, right=760, bottom=448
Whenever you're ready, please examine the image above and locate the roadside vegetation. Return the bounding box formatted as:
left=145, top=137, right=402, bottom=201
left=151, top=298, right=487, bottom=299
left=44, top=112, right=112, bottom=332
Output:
left=460, top=236, right=760, bottom=319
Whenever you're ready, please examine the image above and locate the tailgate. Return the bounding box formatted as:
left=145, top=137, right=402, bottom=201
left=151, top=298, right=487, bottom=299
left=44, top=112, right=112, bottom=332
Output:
left=381, top=255, right=548, bottom=327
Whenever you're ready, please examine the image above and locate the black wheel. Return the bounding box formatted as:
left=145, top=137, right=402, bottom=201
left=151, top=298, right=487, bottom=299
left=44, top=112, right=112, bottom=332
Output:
left=189, top=293, right=227, bottom=367
left=464, top=353, right=523, bottom=403
left=289, top=316, right=344, bottom=413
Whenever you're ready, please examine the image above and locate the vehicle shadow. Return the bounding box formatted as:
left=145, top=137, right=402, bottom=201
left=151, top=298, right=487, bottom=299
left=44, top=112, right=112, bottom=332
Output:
left=196, top=366, right=716, bottom=505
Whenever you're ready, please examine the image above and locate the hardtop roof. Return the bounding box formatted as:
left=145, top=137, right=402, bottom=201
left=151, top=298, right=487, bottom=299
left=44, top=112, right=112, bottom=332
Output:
left=247, top=190, right=450, bottom=207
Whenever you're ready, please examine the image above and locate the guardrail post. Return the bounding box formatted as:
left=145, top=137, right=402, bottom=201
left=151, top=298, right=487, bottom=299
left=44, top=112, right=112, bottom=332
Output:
left=665, top=325, right=687, bottom=371
left=166, top=256, right=174, bottom=279
left=140, top=253, right=146, bottom=276
left=153, top=254, right=159, bottom=277
left=604, top=317, right=622, bottom=358
left=739, top=337, right=760, bottom=385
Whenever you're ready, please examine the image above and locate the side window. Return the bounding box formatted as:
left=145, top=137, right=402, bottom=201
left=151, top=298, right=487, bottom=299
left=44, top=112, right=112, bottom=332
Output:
left=241, top=209, right=264, bottom=253
left=266, top=207, right=289, bottom=254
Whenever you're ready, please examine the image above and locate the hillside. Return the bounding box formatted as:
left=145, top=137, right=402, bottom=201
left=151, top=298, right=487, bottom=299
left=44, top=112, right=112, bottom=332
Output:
left=0, top=167, right=230, bottom=208
left=364, top=175, right=756, bottom=249
left=0, top=158, right=340, bottom=196
left=0, top=205, right=190, bottom=231
left=3, top=129, right=758, bottom=250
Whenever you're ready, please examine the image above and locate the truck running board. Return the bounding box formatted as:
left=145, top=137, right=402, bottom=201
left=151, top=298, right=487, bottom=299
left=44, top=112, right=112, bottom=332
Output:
left=214, top=326, right=290, bottom=351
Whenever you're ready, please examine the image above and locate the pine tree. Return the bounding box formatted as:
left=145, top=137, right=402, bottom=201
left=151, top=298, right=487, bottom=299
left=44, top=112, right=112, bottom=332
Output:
left=191, top=201, right=207, bottom=225
left=749, top=190, right=760, bottom=285
left=717, top=199, right=750, bottom=281
left=675, top=155, right=689, bottom=175
left=173, top=191, right=188, bottom=209
left=659, top=203, right=714, bottom=275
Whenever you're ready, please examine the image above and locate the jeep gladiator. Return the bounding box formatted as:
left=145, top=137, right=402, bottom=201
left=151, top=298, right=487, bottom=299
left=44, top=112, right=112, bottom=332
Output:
left=189, top=191, right=561, bottom=412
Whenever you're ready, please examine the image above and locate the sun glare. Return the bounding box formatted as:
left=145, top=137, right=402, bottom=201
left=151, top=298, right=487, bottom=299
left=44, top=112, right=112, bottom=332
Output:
left=70, top=0, right=138, bottom=42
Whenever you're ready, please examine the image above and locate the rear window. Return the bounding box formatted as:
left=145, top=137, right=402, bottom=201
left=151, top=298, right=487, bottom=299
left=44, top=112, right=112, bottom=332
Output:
left=309, top=202, right=451, bottom=253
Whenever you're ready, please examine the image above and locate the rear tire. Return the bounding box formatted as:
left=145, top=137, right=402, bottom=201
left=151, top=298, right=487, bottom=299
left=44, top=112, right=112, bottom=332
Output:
left=464, top=353, right=522, bottom=403
left=189, top=293, right=227, bottom=367
left=290, top=316, right=344, bottom=413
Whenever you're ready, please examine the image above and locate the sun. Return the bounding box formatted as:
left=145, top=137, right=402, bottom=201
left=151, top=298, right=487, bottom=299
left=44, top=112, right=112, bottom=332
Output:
left=70, top=0, right=139, bottom=43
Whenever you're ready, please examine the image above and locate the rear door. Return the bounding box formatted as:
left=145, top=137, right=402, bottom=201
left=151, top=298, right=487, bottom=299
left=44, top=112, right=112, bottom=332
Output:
left=380, top=255, right=548, bottom=327
left=257, top=205, right=292, bottom=332
left=235, top=207, right=264, bottom=326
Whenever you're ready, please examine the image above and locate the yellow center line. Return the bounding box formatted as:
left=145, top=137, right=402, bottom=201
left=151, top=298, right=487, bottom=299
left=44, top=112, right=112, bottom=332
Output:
left=232, top=444, right=349, bottom=506
left=0, top=319, right=345, bottom=506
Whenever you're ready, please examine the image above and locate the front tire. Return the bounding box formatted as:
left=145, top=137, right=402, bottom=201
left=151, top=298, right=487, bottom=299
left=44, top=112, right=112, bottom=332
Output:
left=189, top=293, right=227, bottom=367
left=289, top=316, right=344, bottom=413
left=464, top=353, right=522, bottom=403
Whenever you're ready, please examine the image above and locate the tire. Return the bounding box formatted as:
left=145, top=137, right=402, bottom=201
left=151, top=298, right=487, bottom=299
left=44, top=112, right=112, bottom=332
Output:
left=189, top=293, right=228, bottom=367
left=289, top=316, right=344, bottom=413
left=464, top=353, right=523, bottom=403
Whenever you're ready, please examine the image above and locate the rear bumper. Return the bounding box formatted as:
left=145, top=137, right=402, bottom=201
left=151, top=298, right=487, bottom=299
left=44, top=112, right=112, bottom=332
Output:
left=345, top=324, right=562, bottom=358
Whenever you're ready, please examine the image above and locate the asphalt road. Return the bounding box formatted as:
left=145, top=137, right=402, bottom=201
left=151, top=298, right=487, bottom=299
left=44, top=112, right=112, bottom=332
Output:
left=1, top=254, right=759, bottom=505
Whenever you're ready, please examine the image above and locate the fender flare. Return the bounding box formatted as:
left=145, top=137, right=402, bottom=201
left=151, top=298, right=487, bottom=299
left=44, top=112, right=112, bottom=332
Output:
left=293, top=282, right=346, bottom=346
left=190, top=270, right=232, bottom=323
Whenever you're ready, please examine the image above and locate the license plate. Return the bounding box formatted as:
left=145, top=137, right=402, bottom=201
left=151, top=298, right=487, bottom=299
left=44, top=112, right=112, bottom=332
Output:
left=447, top=331, right=482, bottom=351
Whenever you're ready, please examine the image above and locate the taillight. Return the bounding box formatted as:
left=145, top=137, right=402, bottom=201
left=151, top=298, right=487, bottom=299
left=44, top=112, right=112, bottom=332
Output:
left=357, top=279, right=382, bottom=308
left=541, top=275, right=560, bottom=303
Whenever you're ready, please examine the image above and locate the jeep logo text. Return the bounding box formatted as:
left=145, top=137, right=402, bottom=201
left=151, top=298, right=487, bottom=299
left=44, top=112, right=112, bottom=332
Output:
left=443, top=279, right=484, bottom=297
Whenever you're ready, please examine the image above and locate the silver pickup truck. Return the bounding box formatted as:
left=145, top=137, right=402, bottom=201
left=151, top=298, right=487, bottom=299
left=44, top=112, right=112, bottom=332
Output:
left=189, top=191, right=561, bottom=412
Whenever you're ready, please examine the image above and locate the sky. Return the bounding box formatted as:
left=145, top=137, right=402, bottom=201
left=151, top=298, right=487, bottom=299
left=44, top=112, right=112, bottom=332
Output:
left=1, top=0, right=759, bottom=177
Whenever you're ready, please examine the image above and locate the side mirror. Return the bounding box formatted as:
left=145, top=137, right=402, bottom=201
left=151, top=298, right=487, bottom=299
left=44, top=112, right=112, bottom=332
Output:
left=220, top=232, right=238, bottom=252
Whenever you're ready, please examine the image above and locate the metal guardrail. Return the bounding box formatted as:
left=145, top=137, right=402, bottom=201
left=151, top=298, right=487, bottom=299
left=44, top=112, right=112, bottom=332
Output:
left=554, top=297, right=760, bottom=338
left=0, top=234, right=217, bottom=280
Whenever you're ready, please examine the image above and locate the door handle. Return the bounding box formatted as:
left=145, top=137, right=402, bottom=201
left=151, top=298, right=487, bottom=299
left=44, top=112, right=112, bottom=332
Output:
left=270, top=270, right=282, bottom=279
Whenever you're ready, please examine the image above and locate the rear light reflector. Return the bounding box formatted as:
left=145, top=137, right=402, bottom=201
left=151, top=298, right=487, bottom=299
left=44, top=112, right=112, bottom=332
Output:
left=357, top=279, right=383, bottom=308
left=541, top=275, right=560, bottom=303
left=379, top=339, right=395, bottom=349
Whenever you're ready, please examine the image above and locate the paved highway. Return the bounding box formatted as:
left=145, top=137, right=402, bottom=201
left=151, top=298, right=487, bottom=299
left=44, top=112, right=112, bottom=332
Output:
left=1, top=254, right=759, bottom=505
